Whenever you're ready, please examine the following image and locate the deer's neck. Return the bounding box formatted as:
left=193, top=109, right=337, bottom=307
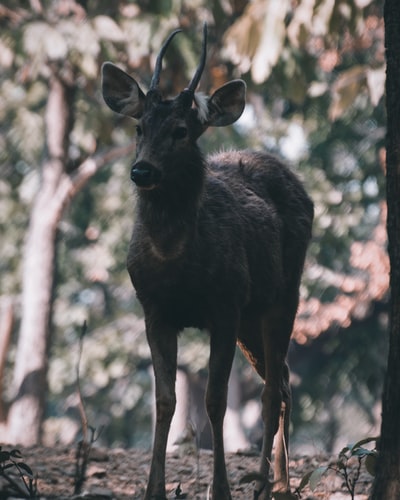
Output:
left=137, top=160, right=205, bottom=260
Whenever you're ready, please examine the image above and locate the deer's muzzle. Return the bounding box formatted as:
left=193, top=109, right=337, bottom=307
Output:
left=131, top=161, right=161, bottom=189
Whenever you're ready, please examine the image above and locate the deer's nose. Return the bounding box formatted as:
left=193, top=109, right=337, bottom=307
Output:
left=131, top=161, right=161, bottom=189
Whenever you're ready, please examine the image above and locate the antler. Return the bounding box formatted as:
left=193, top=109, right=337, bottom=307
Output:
left=186, top=23, right=208, bottom=93
left=148, top=23, right=208, bottom=108
left=149, top=29, right=182, bottom=91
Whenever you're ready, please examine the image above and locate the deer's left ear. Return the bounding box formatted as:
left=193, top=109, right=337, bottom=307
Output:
left=206, top=80, right=246, bottom=127
left=101, top=62, right=146, bottom=119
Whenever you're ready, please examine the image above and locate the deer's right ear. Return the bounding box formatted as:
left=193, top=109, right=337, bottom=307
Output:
left=101, top=62, right=145, bottom=119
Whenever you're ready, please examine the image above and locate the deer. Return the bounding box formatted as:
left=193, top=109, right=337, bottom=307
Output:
left=101, top=24, right=313, bottom=500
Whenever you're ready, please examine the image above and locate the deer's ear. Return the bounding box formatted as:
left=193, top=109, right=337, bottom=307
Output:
left=101, top=62, right=145, bottom=118
left=206, top=80, right=246, bottom=127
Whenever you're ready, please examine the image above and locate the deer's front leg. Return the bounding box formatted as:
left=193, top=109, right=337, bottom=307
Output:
left=145, top=320, right=178, bottom=500
left=207, top=317, right=238, bottom=500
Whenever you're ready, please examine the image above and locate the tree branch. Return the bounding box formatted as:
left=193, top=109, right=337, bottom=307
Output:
left=52, top=142, right=136, bottom=218
left=71, top=143, right=136, bottom=196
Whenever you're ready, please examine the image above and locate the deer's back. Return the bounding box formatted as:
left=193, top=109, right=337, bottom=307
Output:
left=208, top=149, right=313, bottom=262
left=208, top=150, right=312, bottom=232
left=208, top=149, right=313, bottom=291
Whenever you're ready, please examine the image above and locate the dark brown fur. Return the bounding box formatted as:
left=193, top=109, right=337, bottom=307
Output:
left=102, top=27, right=313, bottom=500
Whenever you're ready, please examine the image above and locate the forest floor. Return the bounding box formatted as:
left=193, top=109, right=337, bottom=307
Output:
left=0, top=445, right=373, bottom=499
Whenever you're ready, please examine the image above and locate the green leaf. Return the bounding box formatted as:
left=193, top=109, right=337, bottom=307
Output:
left=352, top=446, right=373, bottom=457
left=329, top=66, right=368, bottom=121
left=309, top=466, right=329, bottom=491
left=10, top=449, right=23, bottom=458
left=352, top=436, right=379, bottom=449
left=297, top=470, right=313, bottom=491
left=0, top=451, right=10, bottom=462
left=251, top=1, right=287, bottom=83
left=339, top=445, right=351, bottom=456
left=17, top=462, right=34, bottom=477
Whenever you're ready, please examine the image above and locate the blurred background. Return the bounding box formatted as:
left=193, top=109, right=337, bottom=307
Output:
left=0, top=0, right=387, bottom=456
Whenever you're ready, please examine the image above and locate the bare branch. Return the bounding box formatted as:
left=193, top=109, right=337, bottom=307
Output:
left=71, top=143, right=136, bottom=196
left=52, top=143, right=135, bottom=219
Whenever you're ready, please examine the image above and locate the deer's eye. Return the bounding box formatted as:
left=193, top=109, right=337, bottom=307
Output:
left=172, top=126, right=187, bottom=140
left=136, top=125, right=143, bottom=137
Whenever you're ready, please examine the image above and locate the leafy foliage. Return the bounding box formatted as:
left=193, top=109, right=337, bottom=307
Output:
left=0, top=447, right=37, bottom=498
left=0, top=0, right=388, bottom=449
left=297, top=436, right=378, bottom=499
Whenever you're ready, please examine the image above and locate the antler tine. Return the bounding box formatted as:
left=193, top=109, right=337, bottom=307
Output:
left=186, top=22, right=208, bottom=93
left=149, top=29, right=182, bottom=90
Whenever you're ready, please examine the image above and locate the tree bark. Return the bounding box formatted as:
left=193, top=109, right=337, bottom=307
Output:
left=7, top=74, right=73, bottom=445
left=3, top=70, right=135, bottom=445
left=371, top=0, right=400, bottom=497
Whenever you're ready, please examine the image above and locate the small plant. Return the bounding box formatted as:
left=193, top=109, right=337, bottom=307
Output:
left=297, top=436, right=378, bottom=499
left=73, top=320, right=101, bottom=495
left=0, top=447, right=37, bottom=498
left=174, top=482, right=187, bottom=499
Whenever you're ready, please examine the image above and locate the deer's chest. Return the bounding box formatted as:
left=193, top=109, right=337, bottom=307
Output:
left=127, top=232, right=249, bottom=329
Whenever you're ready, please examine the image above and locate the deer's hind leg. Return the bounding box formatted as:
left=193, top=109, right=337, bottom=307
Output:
left=258, top=301, right=299, bottom=499
left=238, top=306, right=294, bottom=499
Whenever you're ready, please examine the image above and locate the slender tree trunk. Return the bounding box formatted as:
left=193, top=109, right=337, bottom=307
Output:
left=7, top=172, right=60, bottom=444
left=2, top=67, right=136, bottom=445
left=7, top=74, right=73, bottom=445
left=371, top=0, right=400, bottom=497
left=2, top=93, right=135, bottom=444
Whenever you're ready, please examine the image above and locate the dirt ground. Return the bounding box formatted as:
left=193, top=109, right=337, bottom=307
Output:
left=0, top=445, right=373, bottom=499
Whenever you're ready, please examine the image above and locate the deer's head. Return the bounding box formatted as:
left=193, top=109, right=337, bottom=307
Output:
left=101, top=24, right=246, bottom=190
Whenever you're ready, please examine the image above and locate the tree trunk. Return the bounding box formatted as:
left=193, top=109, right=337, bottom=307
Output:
left=2, top=68, right=136, bottom=445
left=371, top=0, right=400, bottom=497
left=6, top=174, right=60, bottom=444
left=6, top=74, right=73, bottom=445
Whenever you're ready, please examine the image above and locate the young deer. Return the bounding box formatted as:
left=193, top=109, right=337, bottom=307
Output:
left=102, top=25, right=313, bottom=500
